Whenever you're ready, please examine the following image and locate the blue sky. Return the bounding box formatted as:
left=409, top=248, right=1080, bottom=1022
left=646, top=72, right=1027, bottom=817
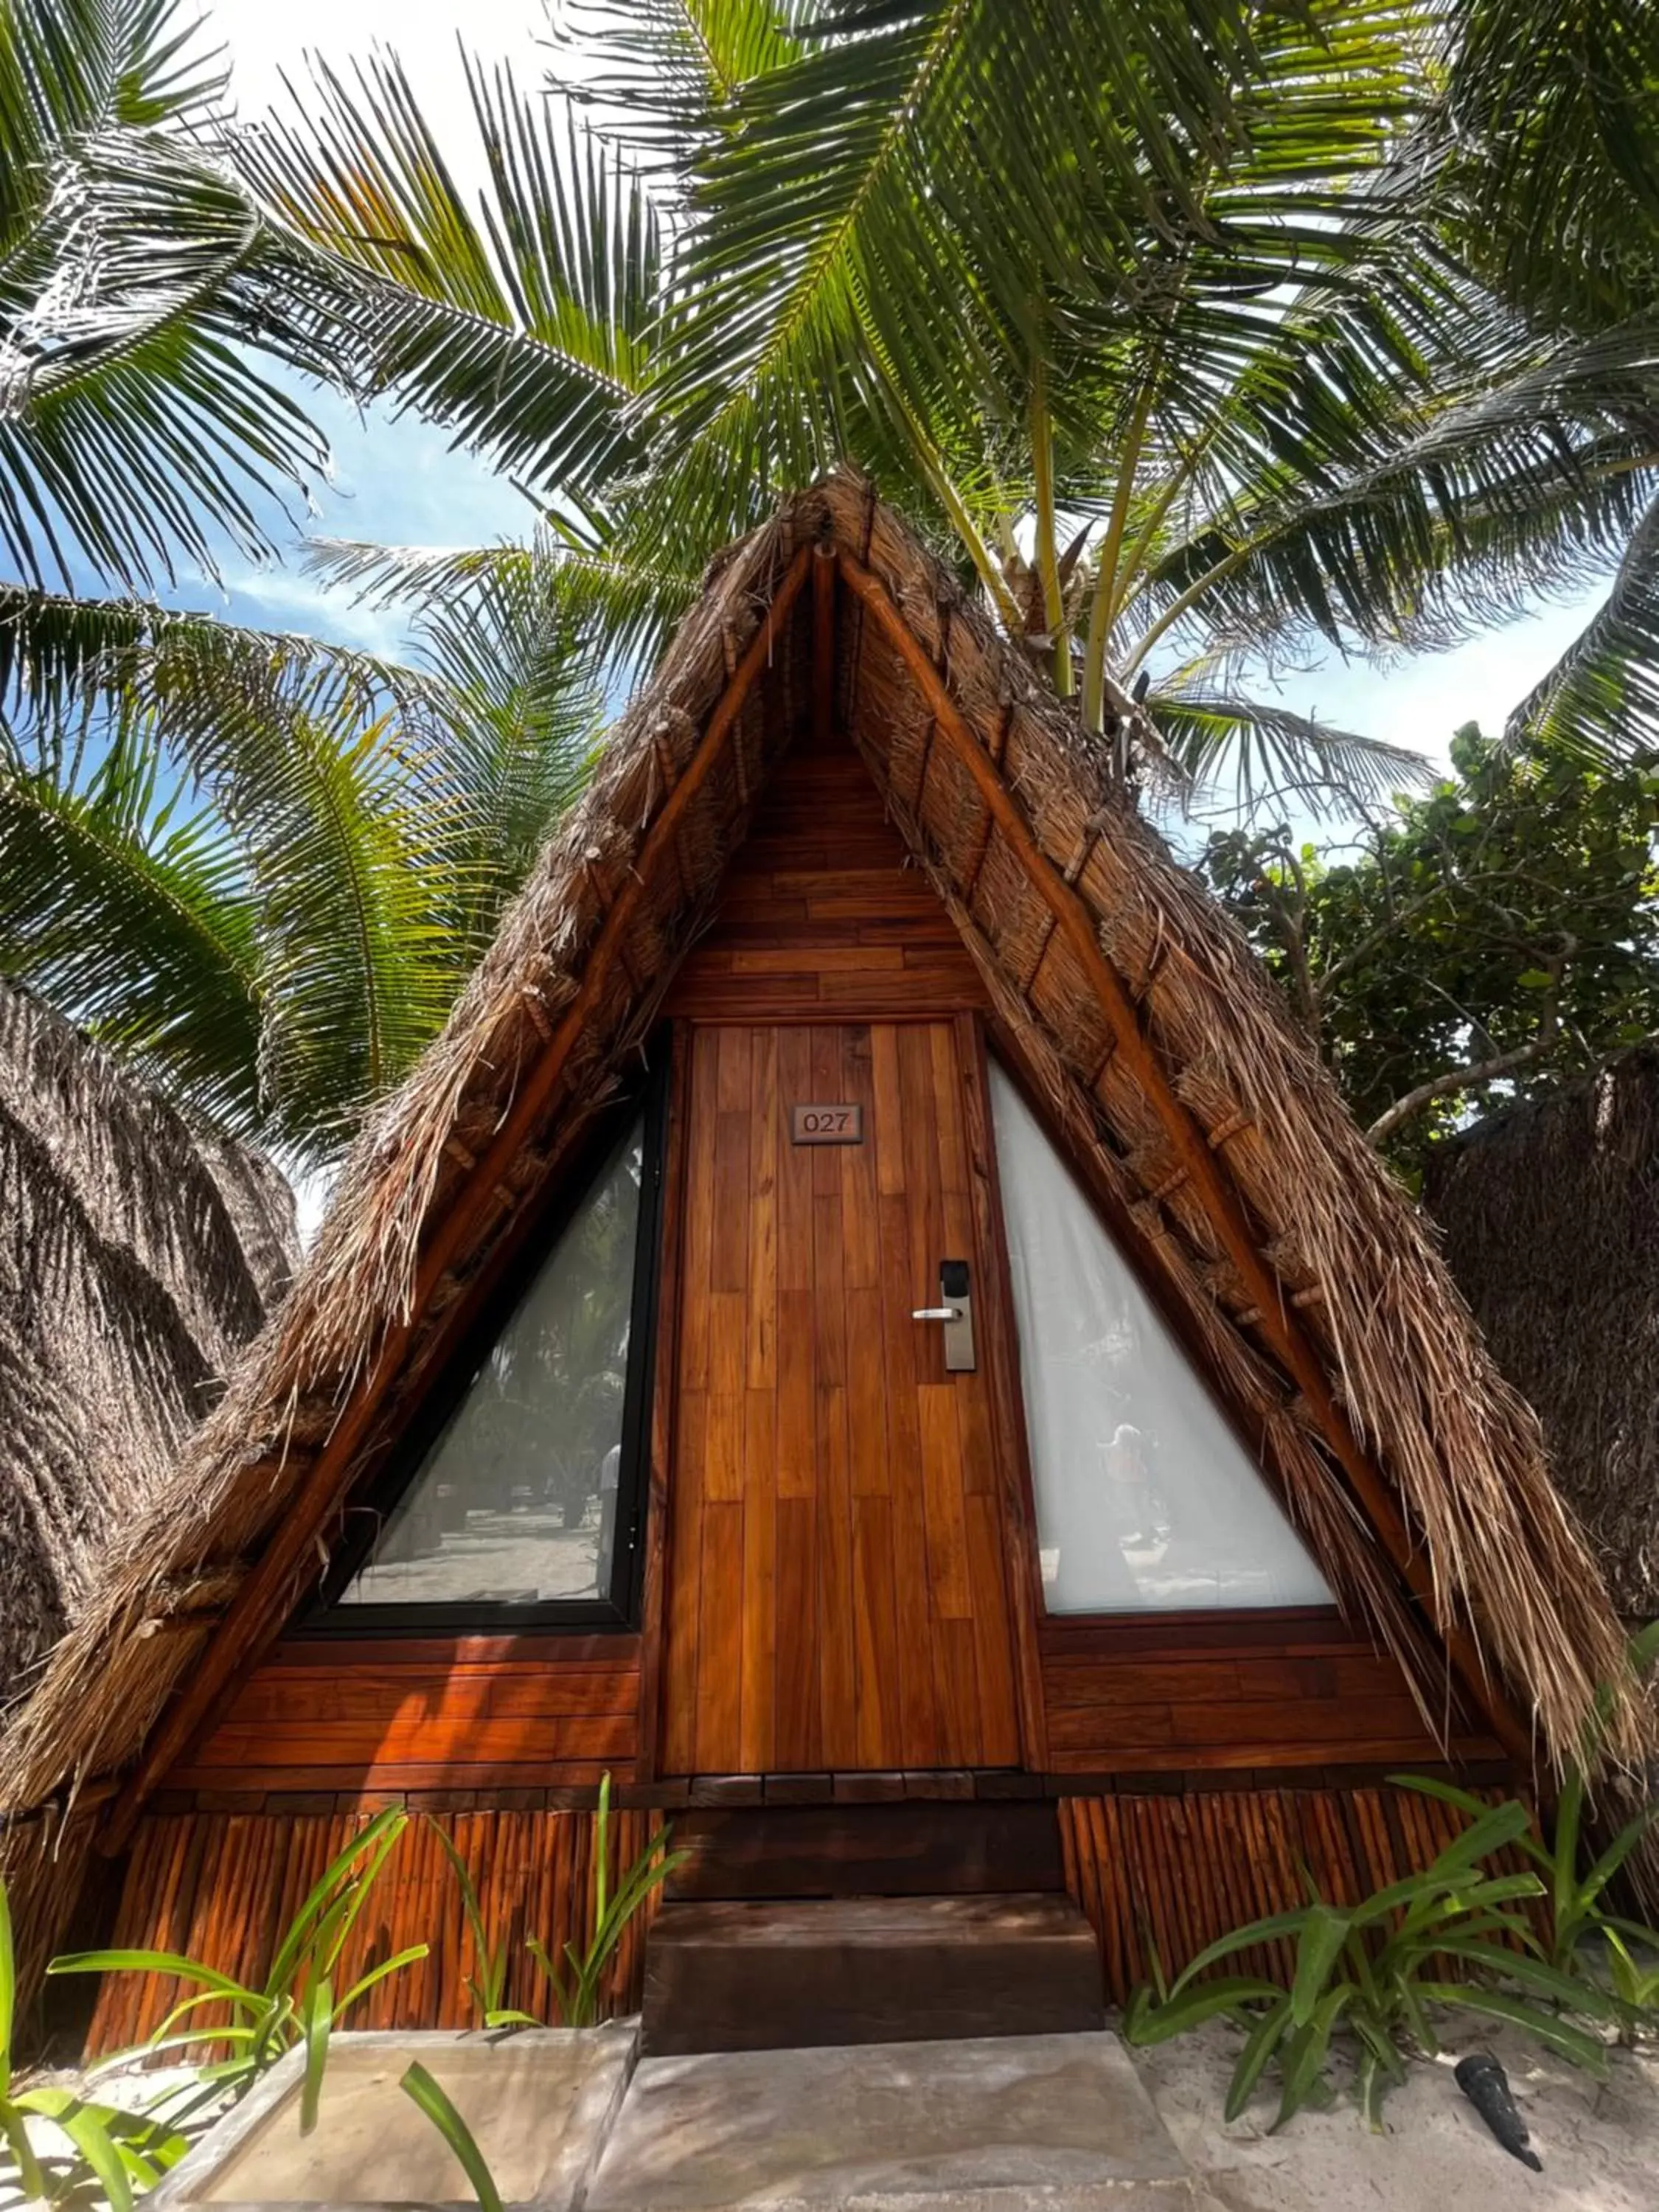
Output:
left=131, top=0, right=1610, bottom=776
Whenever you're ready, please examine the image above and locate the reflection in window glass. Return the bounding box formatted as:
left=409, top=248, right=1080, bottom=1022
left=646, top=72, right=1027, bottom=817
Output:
left=990, top=1066, right=1330, bottom=1614
left=339, top=1118, right=644, bottom=1607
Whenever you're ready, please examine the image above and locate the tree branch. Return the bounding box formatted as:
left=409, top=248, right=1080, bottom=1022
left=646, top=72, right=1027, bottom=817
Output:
left=1364, top=941, right=1574, bottom=1147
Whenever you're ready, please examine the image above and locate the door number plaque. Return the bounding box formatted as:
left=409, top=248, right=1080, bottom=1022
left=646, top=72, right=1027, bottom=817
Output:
left=790, top=1102, right=863, bottom=1145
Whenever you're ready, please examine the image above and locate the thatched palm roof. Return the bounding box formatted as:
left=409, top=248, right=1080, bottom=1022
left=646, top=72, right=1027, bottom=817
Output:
left=1427, top=1048, right=1659, bottom=1622
left=0, top=473, right=1646, bottom=1857
left=0, top=979, right=297, bottom=1697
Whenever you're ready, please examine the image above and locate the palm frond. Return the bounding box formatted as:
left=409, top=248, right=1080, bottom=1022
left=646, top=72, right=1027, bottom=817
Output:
left=232, top=689, right=462, bottom=1150
left=1442, top=0, right=1659, bottom=328
left=543, top=0, right=810, bottom=161
left=304, top=526, right=704, bottom=683
left=0, top=717, right=266, bottom=1135
left=232, top=52, right=660, bottom=501
left=1506, top=490, right=1659, bottom=765
left=1127, top=316, right=1659, bottom=665
left=0, top=0, right=336, bottom=588
left=0, top=0, right=228, bottom=244
left=0, top=579, right=448, bottom=731
left=1150, top=685, right=1433, bottom=819
left=407, top=557, right=608, bottom=959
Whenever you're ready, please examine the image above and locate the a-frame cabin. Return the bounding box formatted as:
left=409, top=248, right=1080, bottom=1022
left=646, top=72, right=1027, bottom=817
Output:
left=1, top=476, right=1643, bottom=2053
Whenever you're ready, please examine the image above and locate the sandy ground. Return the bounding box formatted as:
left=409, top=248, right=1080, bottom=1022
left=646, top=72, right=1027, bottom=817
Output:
left=1131, top=2017, right=1659, bottom=2212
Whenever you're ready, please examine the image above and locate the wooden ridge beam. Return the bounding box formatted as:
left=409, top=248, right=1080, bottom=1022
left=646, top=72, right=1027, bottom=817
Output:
left=835, top=546, right=1529, bottom=1767
left=105, top=543, right=816, bottom=1849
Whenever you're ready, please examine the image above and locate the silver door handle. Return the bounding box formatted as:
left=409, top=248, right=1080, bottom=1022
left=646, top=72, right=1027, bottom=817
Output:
left=914, top=1262, right=976, bottom=1371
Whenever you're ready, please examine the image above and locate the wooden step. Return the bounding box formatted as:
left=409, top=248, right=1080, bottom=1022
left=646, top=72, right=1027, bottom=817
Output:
left=641, top=1893, right=1105, bottom=2056
left=664, top=1801, right=1065, bottom=1902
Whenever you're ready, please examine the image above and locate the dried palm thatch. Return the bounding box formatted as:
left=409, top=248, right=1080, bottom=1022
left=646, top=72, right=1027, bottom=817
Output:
left=0, top=978, right=297, bottom=1695
left=1426, top=1048, right=1659, bottom=1623
left=0, top=473, right=1647, bottom=1872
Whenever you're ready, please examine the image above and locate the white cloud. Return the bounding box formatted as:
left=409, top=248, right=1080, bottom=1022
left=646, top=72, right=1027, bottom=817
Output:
left=212, top=0, right=553, bottom=160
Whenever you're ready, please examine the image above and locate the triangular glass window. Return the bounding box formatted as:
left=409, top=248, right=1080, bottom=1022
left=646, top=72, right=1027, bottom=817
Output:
left=336, top=1114, right=647, bottom=1613
left=990, top=1064, right=1331, bottom=1614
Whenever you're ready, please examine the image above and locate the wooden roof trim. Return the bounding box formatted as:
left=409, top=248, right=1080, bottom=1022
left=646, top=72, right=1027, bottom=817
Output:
left=103, top=545, right=815, bottom=1850
left=836, top=545, right=1528, bottom=1764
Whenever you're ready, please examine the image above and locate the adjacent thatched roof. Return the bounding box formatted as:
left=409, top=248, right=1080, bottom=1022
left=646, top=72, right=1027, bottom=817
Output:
left=1427, top=1048, right=1659, bottom=1621
left=0, top=978, right=298, bottom=1697
left=0, top=471, right=1646, bottom=1834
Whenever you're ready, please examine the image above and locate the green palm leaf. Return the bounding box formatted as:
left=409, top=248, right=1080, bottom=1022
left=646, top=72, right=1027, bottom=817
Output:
left=0, top=0, right=332, bottom=587
left=232, top=51, right=659, bottom=502
left=1506, top=490, right=1659, bottom=765
left=0, top=717, right=266, bottom=1134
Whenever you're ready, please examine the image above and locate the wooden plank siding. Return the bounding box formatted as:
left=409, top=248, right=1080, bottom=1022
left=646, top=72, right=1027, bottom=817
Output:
left=661, top=1020, right=1023, bottom=1774
left=664, top=728, right=990, bottom=1023
left=83, top=1804, right=661, bottom=2056
left=170, top=1636, right=641, bottom=1795
left=1038, top=1614, right=1503, bottom=1776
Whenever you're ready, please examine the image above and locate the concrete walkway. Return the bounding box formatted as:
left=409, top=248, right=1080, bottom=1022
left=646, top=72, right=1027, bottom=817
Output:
left=585, top=2031, right=1203, bottom=2211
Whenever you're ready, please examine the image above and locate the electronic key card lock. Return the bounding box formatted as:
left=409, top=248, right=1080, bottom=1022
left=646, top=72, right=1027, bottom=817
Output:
left=913, top=1259, right=976, bottom=1372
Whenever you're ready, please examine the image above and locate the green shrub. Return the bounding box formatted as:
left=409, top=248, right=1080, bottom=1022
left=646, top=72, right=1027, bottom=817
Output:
left=526, top=1775, right=686, bottom=2028
left=1, top=1870, right=187, bottom=2209
left=1124, top=1797, right=1615, bottom=2129
left=51, top=1806, right=425, bottom=2132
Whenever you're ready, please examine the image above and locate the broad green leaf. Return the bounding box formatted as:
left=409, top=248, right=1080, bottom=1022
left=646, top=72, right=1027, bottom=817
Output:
left=47, top=1949, right=252, bottom=2001
left=400, top=2062, right=504, bottom=2212
left=1123, top=1976, right=1287, bottom=2047
left=268, top=1807, right=406, bottom=1995
left=1290, top=1906, right=1352, bottom=2028
left=333, top=1946, right=431, bottom=2022
left=1224, top=1993, right=1292, bottom=2121
left=1416, top=1984, right=1611, bottom=2075
left=299, top=1978, right=332, bottom=2136
left=1166, top=1910, right=1313, bottom=1997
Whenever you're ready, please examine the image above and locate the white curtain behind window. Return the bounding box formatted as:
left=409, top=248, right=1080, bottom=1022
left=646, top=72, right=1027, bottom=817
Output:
left=990, top=1065, right=1330, bottom=1614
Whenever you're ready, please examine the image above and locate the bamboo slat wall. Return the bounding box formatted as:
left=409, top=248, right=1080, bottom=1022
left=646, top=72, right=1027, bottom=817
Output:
left=84, top=1807, right=664, bottom=2057
left=1059, top=1785, right=1512, bottom=2004
left=82, top=1785, right=1522, bottom=2048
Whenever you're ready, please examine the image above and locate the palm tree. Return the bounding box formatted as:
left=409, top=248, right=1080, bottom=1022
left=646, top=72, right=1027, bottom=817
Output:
left=7, top=0, right=1659, bottom=1161
left=1433, top=1, right=1659, bottom=763
left=0, top=0, right=607, bottom=1165
left=1, top=552, right=604, bottom=1169
left=198, top=0, right=1659, bottom=805
left=0, top=972, right=298, bottom=1685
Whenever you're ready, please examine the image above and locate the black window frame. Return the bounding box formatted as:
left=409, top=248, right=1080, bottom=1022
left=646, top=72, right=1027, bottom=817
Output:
left=297, top=1039, right=672, bottom=1638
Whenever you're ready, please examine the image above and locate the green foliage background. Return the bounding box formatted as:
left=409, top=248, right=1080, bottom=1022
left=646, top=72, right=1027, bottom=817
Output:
left=1200, top=728, right=1659, bottom=1178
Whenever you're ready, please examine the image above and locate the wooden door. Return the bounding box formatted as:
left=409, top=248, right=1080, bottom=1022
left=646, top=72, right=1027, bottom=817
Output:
left=661, top=1020, right=1023, bottom=1774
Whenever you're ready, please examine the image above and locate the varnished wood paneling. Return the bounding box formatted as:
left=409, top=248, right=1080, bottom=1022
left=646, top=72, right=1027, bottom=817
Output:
left=84, top=1805, right=661, bottom=2055
left=1060, top=1784, right=1520, bottom=2003
left=664, top=731, right=990, bottom=1020
left=664, top=1019, right=1022, bottom=1774
left=1039, top=1616, right=1502, bottom=1775
left=171, top=1637, right=641, bottom=1794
